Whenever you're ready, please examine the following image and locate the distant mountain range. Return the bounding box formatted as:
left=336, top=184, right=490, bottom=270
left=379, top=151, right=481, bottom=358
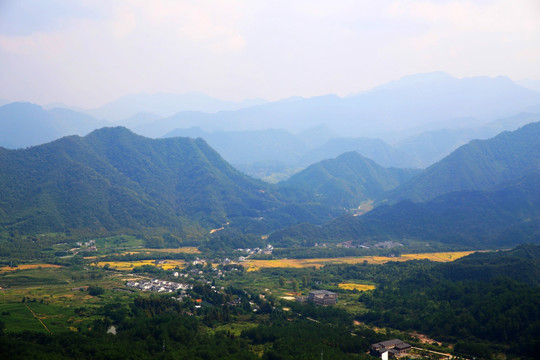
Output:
left=0, top=102, right=107, bottom=149
left=394, top=112, right=540, bottom=166
left=2, top=72, right=540, bottom=189
left=85, top=92, right=267, bottom=122
left=0, top=127, right=333, bottom=238
left=137, top=73, right=540, bottom=138
left=162, top=112, right=540, bottom=181
left=164, top=127, right=308, bottom=166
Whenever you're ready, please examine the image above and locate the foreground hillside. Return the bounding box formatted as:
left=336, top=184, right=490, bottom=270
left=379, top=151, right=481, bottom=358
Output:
left=0, top=127, right=331, bottom=240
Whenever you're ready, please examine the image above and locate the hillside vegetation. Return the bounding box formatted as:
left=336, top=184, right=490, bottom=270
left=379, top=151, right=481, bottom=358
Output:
left=0, top=127, right=332, bottom=241
left=387, top=121, right=540, bottom=202
left=282, top=151, right=420, bottom=208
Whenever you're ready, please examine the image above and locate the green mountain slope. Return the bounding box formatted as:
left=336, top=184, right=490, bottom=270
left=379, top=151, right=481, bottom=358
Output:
left=269, top=171, right=540, bottom=247
left=281, top=151, right=420, bottom=208
left=387, top=121, right=540, bottom=202
left=0, top=127, right=329, bottom=238
left=299, top=137, right=421, bottom=168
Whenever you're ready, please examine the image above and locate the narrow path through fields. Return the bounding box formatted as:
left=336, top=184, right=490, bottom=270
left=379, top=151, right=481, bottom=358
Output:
left=411, top=346, right=453, bottom=359
left=25, top=303, right=51, bottom=334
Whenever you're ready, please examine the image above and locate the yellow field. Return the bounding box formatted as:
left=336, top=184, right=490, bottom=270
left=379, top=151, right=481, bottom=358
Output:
left=244, top=251, right=475, bottom=271
left=399, top=251, right=473, bottom=262
left=95, top=259, right=186, bottom=271
left=138, top=247, right=201, bottom=254
left=0, top=264, right=63, bottom=272
left=338, top=283, right=376, bottom=291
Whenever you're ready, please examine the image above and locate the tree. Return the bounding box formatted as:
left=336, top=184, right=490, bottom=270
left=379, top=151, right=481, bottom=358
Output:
left=291, top=279, right=298, bottom=292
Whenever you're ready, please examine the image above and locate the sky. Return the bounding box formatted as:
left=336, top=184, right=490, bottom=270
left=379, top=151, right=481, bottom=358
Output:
left=0, top=0, right=539, bottom=109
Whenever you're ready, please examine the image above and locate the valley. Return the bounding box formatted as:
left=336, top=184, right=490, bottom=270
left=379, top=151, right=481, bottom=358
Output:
left=1, top=72, right=540, bottom=360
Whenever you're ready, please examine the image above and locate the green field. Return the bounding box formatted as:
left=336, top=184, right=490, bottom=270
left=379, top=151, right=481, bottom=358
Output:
left=0, top=265, right=140, bottom=333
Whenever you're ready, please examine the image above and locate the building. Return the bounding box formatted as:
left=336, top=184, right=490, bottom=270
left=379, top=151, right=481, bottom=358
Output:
left=308, top=290, right=338, bottom=305
left=370, top=339, right=411, bottom=358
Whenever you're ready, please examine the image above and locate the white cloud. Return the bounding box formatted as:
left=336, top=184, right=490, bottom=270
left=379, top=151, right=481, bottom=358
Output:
left=0, top=0, right=539, bottom=107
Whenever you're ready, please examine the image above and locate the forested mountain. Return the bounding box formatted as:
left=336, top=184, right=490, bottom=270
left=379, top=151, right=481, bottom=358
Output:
left=386, top=121, right=540, bottom=202
left=0, top=102, right=107, bottom=149
left=281, top=152, right=420, bottom=208
left=299, top=137, right=421, bottom=168
left=269, top=171, right=540, bottom=247
left=0, top=127, right=332, bottom=239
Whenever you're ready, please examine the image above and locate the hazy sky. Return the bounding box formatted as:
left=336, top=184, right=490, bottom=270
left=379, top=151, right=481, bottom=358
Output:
left=1, top=0, right=539, bottom=108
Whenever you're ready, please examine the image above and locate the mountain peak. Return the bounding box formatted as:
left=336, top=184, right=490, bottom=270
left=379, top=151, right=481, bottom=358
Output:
left=87, top=126, right=136, bottom=136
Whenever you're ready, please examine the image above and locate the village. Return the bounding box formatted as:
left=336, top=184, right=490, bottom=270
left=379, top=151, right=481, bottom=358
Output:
left=126, top=278, right=192, bottom=293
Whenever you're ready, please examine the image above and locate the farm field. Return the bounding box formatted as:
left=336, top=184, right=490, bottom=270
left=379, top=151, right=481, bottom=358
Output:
left=139, top=247, right=200, bottom=254
left=243, top=251, right=475, bottom=271
left=95, top=259, right=186, bottom=271
left=0, top=266, right=140, bottom=333
left=0, top=264, right=63, bottom=272
left=338, top=283, right=376, bottom=291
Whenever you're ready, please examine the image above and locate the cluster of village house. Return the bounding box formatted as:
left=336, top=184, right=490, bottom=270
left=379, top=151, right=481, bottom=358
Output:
left=69, top=239, right=97, bottom=254
left=235, top=244, right=274, bottom=261
left=126, top=279, right=192, bottom=293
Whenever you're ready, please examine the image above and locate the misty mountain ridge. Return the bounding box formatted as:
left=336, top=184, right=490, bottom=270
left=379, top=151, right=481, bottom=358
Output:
left=85, top=92, right=268, bottom=122
left=135, top=72, right=540, bottom=139
left=516, top=78, right=540, bottom=92
left=164, top=127, right=308, bottom=166
left=0, top=102, right=107, bottom=149
left=164, top=112, right=539, bottom=182
left=395, top=112, right=540, bottom=167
